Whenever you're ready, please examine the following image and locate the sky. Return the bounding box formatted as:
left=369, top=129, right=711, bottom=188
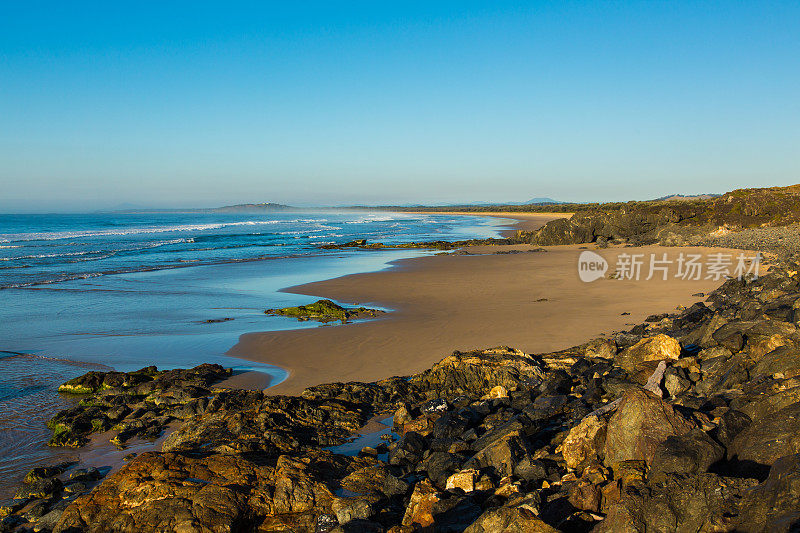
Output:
left=1, top=1, right=799, bottom=211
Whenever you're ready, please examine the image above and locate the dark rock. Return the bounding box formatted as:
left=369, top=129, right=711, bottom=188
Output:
left=14, top=478, right=62, bottom=500
left=422, top=452, right=462, bottom=488
left=715, top=409, right=752, bottom=447
left=729, top=401, right=800, bottom=465
left=23, top=465, right=64, bottom=484
left=736, top=453, right=800, bottom=532
left=649, top=428, right=725, bottom=479
left=604, top=388, right=695, bottom=468
left=388, top=431, right=427, bottom=467
left=464, top=430, right=532, bottom=480
left=596, top=473, right=758, bottom=533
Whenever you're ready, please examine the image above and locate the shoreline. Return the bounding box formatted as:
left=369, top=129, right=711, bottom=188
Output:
left=228, top=243, right=749, bottom=395
left=405, top=210, right=572, bottom=237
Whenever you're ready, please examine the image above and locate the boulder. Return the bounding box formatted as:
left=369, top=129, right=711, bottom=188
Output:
left=736, top=453, right=800, bottom=532
left=649, top=428, right=725, bottom=479
left=728, top=401, right=800, bottom=465
left=604, top=388, right=695, bottom=468
left=409, top=348, right=546, bottom=400
left=464, top=430, right=533, bottom=480
left=585, top=338, right=617, bottom=360
left=464, top=507, right=558, bottom=533
left=561, top=414, right=607, bottom=470
left=401, top=479, right=440, bottom=529
left=751, top=345, right=800, bottom=379
left=388, top=431, right=427, bottom=467
left=446, top=469, right=477, bottom=492
left=616, top=334, right=681, bottom=372
left=596, top=473, right=758, bottom=533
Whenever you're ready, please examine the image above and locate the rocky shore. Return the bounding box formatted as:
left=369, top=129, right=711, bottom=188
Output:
left=4, top=252, right=800, bottom=531
left=397, top=184, right=800, bottom=255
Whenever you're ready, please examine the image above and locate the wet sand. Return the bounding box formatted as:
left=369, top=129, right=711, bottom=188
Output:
left=229, top=242, right=749, bottom=395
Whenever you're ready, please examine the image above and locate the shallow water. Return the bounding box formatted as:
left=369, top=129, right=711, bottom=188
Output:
left=0, top=211, right=508, bottom=500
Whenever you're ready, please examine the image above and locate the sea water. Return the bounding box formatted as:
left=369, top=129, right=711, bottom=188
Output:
left=0, top=210, right=508, bottom=499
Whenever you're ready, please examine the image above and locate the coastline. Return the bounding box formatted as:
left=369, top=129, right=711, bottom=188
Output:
left=405, top=210, right=572, bottom=237
left=228, top=243, right=749, bottom=395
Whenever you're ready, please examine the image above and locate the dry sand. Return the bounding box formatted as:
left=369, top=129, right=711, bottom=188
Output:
left=229, top=234, right=749, bottom=394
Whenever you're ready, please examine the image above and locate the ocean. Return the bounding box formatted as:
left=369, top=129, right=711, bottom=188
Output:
left=0, top=210, right=508, bottom=500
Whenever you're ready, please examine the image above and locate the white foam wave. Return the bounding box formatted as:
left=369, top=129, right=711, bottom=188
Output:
left=0, top=221, right=293, bottom=242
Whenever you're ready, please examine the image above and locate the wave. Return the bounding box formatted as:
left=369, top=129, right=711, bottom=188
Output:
left=2, top=238, right=194, bottom=262
left=0, top=221, right=295, bottom=243
left=344, top=215, right=400, bottom=224
left=0, top=251, right=318, bottom=289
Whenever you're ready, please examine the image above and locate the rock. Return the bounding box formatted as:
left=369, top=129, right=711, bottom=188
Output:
left=52, top=451, right=357, bottom=533
left=728, top=401, right=800, bottom=465
left=265, top=299, right=385, bottom=323
left=663, top=367, right=691, bottom=397
left=649, top=428, right=725, bottom=479
left=604, top=388, right=695, bottom=467
left=561, top=414, right=606, bottom=470
left=585, top=338, right=617, bottom=360
left=751, top=345, right=800, bottom=379
left=14, top=478, right=62, bottom=500
left=388, top=431, right=427, bottom=467
left=393, top=404, right=412, bottom=426
left=715, top=409, right=751, bottom=447
left=409, top=348, right=546, bottom=400
left=488, top=385, right=509, bottom=399
left=464, top=430, right=533, bottom=480
left=401, top=479, right=440, bottom=529
left=712, top=323, right=747, bottom=352
left=332, top=498, right=375, bottom=525
left=616, top=334, right=682, bottom=372
left=23, top=466, right=64, bottom=484
left=596, top=473, right=759, bottom=533
left=446, top=469, right=477, bottom=492
left=48, top=364, right=231, bottom=448
left=422, top=452, right=462, bottom=488
left=421, top=398, right=449, bottom=414
left=736, top=453, right=800, bottom=532
left=568, top=479, right=602, bottom=512
left=464, top=507, right=558, bottom=533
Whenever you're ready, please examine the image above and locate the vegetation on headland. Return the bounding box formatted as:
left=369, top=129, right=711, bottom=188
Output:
left=265, top=299, right=386, bottom=323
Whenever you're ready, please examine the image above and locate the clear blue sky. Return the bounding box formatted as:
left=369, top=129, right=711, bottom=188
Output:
left=1, top=1, right=798, bottom=211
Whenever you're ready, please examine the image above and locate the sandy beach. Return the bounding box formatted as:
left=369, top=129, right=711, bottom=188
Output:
left=407, top=211, right=573, bottom=237
left=229, top=233, right=750, bottom=394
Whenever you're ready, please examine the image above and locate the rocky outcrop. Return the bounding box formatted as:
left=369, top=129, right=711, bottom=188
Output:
left=265, top=299, right=386, bottom=323
left=47, top=363, right=231, bottom=447
left=517, top=184, right=800, bottom=248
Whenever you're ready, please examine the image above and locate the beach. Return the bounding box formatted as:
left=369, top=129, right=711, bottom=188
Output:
left=404, top=211, right=572, bottom=237
left=229, top=216, right=749, bottom=394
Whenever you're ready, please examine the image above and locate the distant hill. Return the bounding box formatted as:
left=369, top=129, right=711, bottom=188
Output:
left=212, top=203, right=294, bottom=213
left=523, top=197, right=564, bottom=205
left=652, top=193, right=722, bottom=202
left=457, top=197, right=564, bottom=206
